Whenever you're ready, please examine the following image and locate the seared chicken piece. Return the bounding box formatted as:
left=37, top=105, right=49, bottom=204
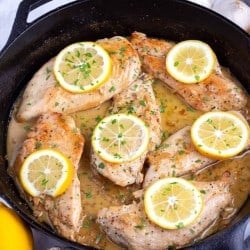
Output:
left=91, top=74, right=161, bottom=186
left=17, top=36, right=141, bottom=121
left=144, top=126, right=216, bottom=187
left=10, top=113, right=84, bottom=240
left=97, top=179, right=233, bottom=250
left=131, top=32, right=247, bottom=111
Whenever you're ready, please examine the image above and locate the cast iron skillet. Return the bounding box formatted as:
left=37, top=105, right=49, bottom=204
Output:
left=0, top=0, right=249, bottom=249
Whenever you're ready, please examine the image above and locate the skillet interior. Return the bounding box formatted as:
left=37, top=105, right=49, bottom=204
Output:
left=0, top=0, right=249, bottom=249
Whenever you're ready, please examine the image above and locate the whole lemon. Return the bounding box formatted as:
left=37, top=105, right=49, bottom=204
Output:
left=0, top=203, right=33, bottom=250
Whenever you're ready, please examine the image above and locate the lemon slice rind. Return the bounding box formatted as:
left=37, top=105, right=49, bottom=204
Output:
left=20, top=149, right=74, bottom=197
left=144, top=177, right=203, bottom=229
left=54, top=42, right=112, bottom=93
left=191, top=111, right=249, bottom=159
left=166, top=40, right=216, bottom=84
left=92, top=114, right=149, bottom=163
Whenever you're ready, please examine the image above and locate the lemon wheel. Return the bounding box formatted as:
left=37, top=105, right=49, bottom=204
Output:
left=20, top=149, right=74, bottom=197
left=191, top=111, right=249, bottom=159
left=144, top=177, right=203, bottom=229
left=166, top=40, right=216, bottom=84
left=54, top=42, right=112, bottom=93
left=92, top=114, right=149, bottom=163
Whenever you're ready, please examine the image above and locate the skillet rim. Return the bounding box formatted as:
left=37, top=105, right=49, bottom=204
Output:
left=0, top=0, right=249, bottom=249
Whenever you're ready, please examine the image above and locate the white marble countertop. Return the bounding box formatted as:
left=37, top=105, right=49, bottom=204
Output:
left=0, top=0, right=77, bottom=51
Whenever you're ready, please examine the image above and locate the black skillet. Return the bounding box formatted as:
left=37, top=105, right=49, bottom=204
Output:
left=0, top=0, right=249, bottom=249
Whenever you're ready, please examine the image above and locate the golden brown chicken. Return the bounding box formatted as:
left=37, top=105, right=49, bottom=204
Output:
left=131, top=32, right=247, bottom=112
left=144, top=126, right=216, bottom=187
left=10, top=113, right=84, bottom=240
left=91, top=74, right=161, bottom=186
left=97, top=179, right=233, bottom=250
left=17, top=36, right=141, bottom=121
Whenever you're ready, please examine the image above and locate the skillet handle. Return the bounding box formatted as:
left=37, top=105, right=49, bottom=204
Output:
left=6, top=0, right=52, bottom=46
left=5, top=0, right=76, bottom=49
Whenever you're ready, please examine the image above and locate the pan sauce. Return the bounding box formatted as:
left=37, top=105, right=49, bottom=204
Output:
left=7, top=77, right=250, bottom=249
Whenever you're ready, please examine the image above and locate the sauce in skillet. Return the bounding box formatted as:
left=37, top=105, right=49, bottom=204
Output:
left=7, top=78, right=250, bottom=249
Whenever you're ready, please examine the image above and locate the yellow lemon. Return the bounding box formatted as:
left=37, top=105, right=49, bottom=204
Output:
left=92, top=114, right=149, bottom=163
left=166, top=40, right=216, bottom=84
left=20, top=149, right=74, bottom=197
left=191, top=111, right=249, bottom=159
left=0, top=203, right=33, bottom=250
left=144, top=177, right=203, bottom=229
left=54, top=42, right=112, bottom=93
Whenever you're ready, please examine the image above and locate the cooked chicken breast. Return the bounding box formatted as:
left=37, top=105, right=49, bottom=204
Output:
left=130, top=32, right=247, bottom=111
left=144, top=126, right=216, bottom=187
left=9, top=113, right=84, bottom=240
left=97, top=179, right=233, bottom=250
left=17, top=36, right=141, bottom=121
left=91, top=74, right=161, bottom=186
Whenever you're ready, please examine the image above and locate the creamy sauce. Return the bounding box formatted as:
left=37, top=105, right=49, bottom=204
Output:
left=7, top=80, right=250, bottom=249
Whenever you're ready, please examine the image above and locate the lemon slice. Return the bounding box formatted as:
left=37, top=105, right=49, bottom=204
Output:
left=19, top=149, right=74, bottom=197
left=54, top=42, right=112, bottom=93
left=92, top=114, right=149, bottom=163
left=144, top=177, right=203, bottom=229
left=166, top=40, right=216, bottom=84
left=191, top=111, right=249, bottom=159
